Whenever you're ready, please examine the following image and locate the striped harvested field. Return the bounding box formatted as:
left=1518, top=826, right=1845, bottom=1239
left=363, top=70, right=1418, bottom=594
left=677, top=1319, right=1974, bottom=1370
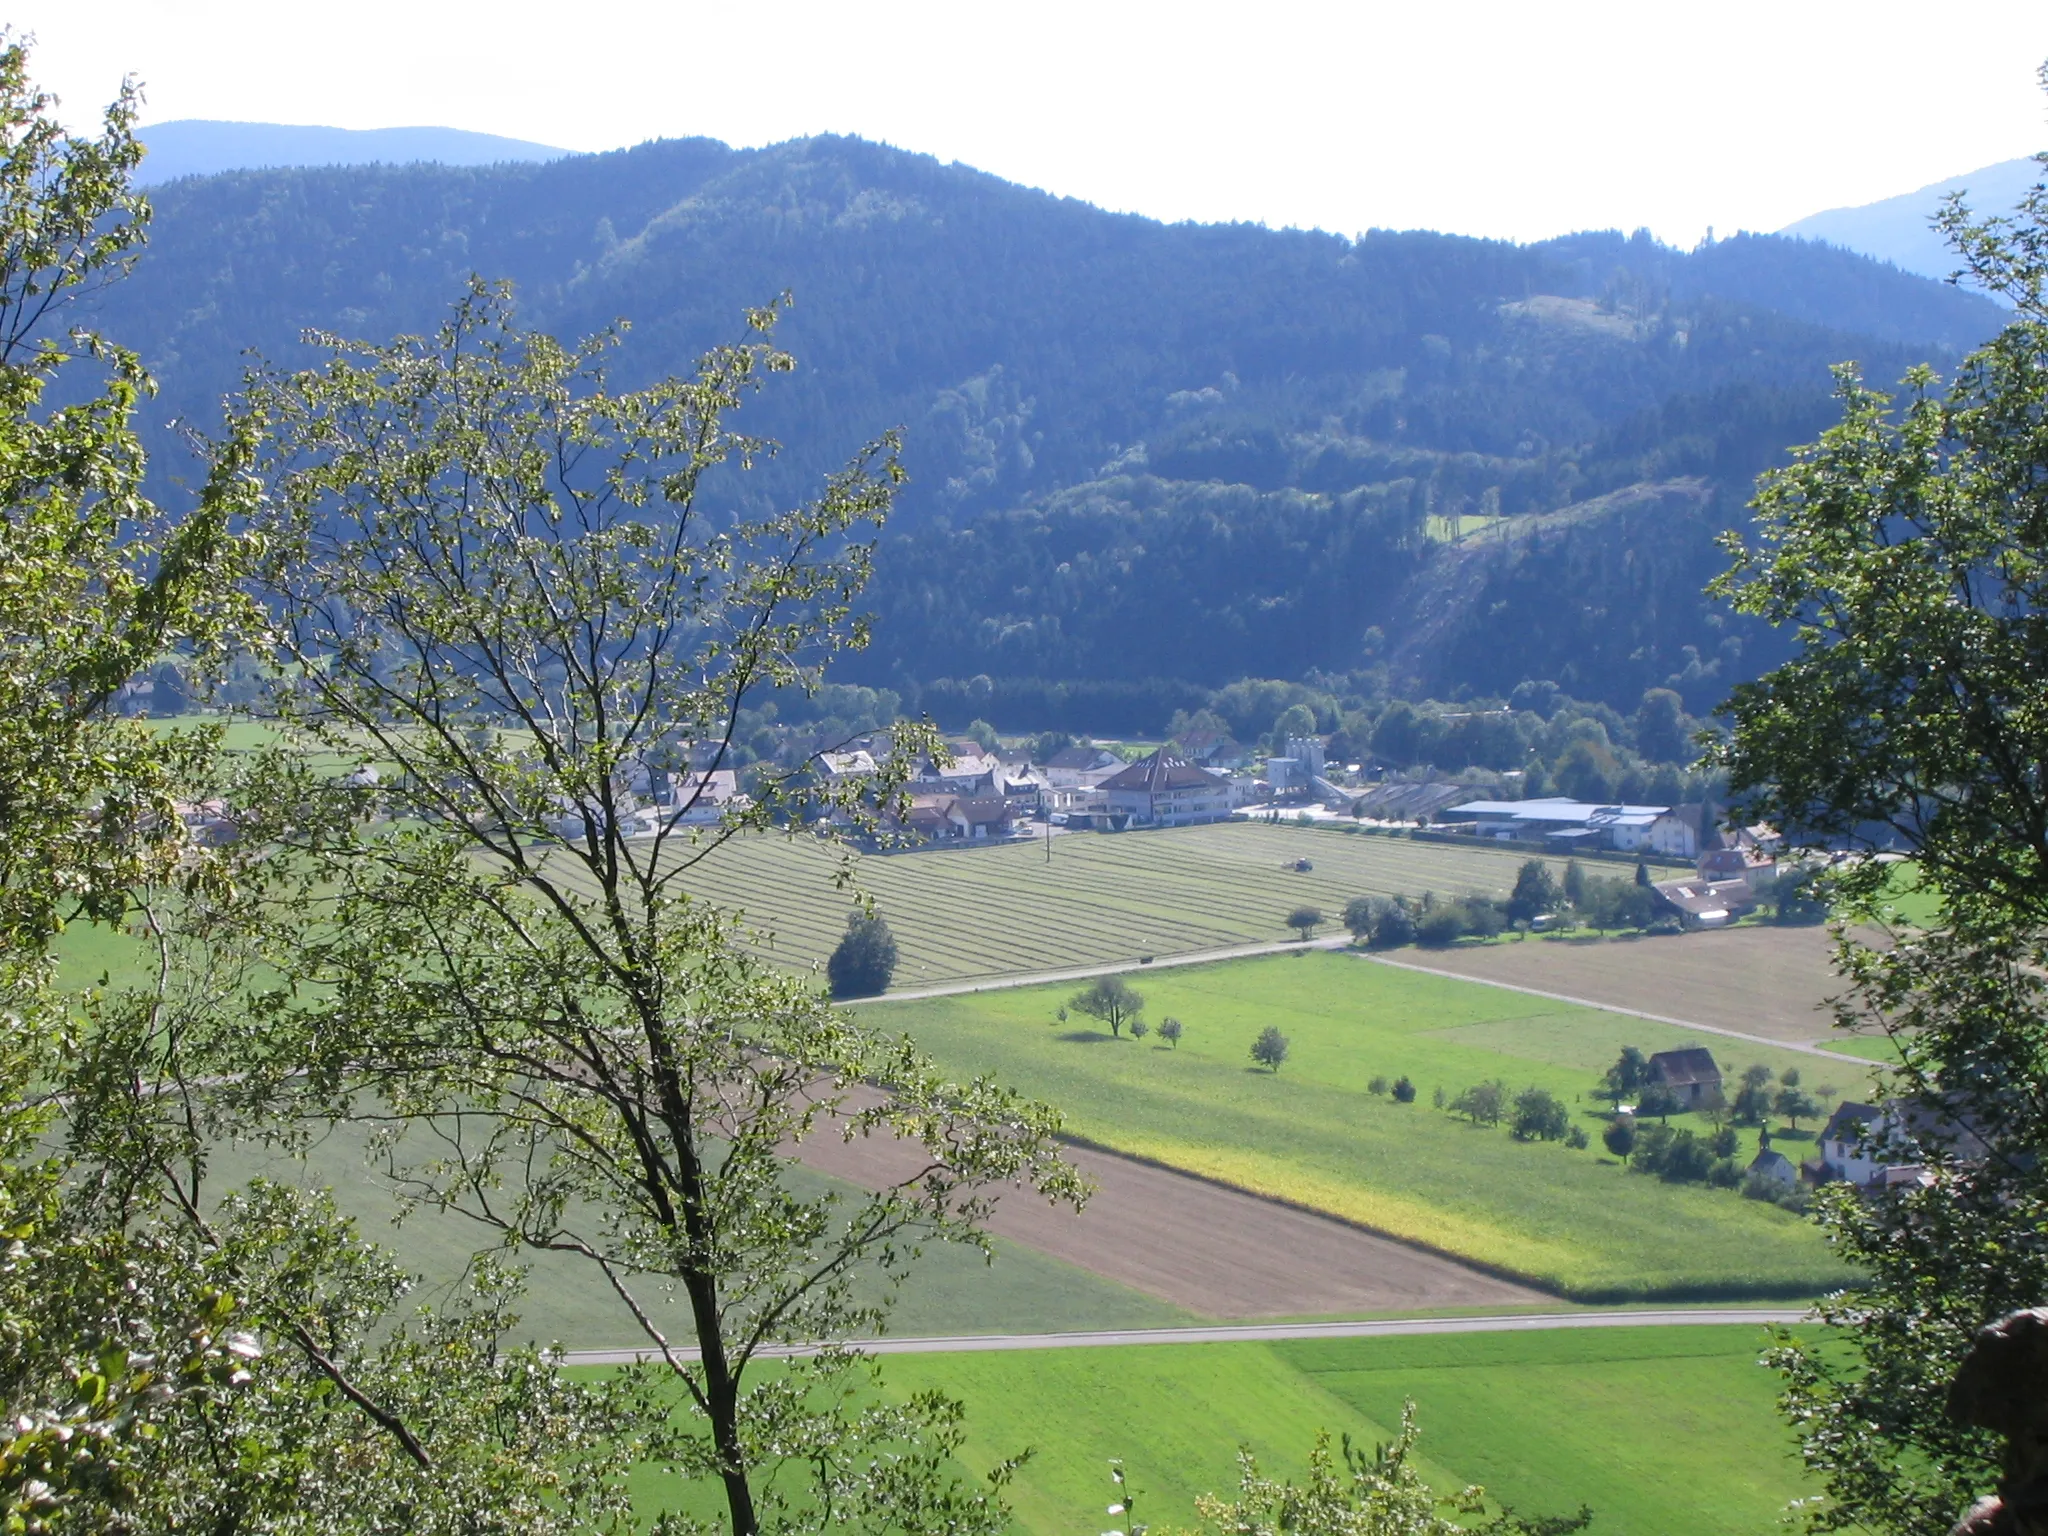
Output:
left=548, top=822, right=1571, bottom=989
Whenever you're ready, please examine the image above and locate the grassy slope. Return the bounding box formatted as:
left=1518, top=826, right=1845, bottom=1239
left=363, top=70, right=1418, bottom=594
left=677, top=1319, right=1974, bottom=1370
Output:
left=874, top=1325, right=1812, bottom=1536
left=873, top=952, right=1860, bottom=1298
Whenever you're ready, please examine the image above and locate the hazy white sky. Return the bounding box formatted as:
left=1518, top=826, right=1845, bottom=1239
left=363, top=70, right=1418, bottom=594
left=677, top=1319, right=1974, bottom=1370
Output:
left=14, top=0, right=2048, bottom=245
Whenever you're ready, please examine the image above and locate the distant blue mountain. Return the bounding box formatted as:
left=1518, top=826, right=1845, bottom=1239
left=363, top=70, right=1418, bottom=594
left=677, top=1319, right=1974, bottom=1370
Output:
left=134, top=120, right=572, bottom=184
left=1779, top=155, right=2043, bottom=284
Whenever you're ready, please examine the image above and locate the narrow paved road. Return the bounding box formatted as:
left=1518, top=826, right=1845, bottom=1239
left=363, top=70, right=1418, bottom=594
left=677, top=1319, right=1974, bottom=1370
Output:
left=556, top=1306, right=1808, bottom=1364
left=853, top=934, right=1353, bottom=1004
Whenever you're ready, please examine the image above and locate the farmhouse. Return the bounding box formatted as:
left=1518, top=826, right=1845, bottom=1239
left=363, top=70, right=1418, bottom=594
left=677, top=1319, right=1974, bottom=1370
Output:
left=1651, top=876, right=1757, bottom=928
left=1815, top=1098, right=1986, bottom=1188
left=1646, top=1047, right=1722, bottom=1107
left=903, top=794, right=1015, bottom=843
left=1441, top=797, right=1673, bottom=852
left=1100, top=750, right=1234, bottom=828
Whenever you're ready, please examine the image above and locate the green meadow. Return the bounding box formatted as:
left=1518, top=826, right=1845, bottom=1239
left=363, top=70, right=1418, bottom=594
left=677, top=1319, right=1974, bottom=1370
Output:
left=871, top=952, right=1865, bottom=1299
left=615, top=1325, right=1814, bottom=1536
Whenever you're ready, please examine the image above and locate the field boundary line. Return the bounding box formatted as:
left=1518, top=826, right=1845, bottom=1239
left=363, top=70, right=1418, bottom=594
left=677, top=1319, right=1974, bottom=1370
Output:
left=851, top=934, right=1354, bottom=1004
left=1354, top=952, right=1846, bottom=1060
left=554, top=1307, right=1809, bottom=1364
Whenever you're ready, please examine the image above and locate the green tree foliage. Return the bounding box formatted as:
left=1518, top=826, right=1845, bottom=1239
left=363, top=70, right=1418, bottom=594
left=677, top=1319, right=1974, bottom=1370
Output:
left=1413, top=907, right=1465, bottom=947
left=1189, top=1407, right=1591, bottom=1536
left=1250, top=1026, right=1291, bottom=1072
left=1157, top=1016, right=1183, bottom=1048
left=1599, top=1046, right=1649, bottom=1108
left=1629, top=1125, right=1714, bottom=1183
left=1342, top=895, right=1379, bottom=941
left=1632, top=687, right=1693, bottom=764
left=229, top=284, right=1079, bottom=1536
left=1510, top=1087, right=1570, bottom=1142
left=1602, top=1117, right=1637, bottom=1157
left=1070, top=975, right=1145, bottom=1039
left=1450, top=1081, right=1507, bottom=1127
left=1287, top=904, right=1324, bottom=940
left=828, top=910, right=900, bottom=998
left=1774, top=1086, right=1821, bottom=1131
left=1391, top=1075, right=1417, bottom=1103
left=1506, top=860, right=1559, bottom=924
left=1561, top=859, right=1589, bottom=909
left=1711, top=146, right=2048, bottom=1531
left=1634, top=1084, right=1681, bottom=1123
left=0, top=45, right=636, bottom=1534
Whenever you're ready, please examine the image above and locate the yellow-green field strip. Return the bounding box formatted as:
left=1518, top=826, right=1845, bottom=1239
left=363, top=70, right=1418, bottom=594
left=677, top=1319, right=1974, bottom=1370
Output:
left=555, top=1307, right=1808, bottom=1363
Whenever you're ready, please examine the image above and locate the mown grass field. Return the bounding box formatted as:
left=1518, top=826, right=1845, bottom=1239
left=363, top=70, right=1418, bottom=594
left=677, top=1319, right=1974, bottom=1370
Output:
left=573, top=822, right=1577, bottom=988
left=618, top=1325, right=1814, bottom=1536
left=873, top=952, right=1863, bottom=1299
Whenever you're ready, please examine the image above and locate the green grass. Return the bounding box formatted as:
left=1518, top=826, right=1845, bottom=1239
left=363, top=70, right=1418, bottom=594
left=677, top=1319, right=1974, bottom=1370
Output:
left=872, top=952, right=1859, bottom=1299
left=201, top=1122, right=1189, bottom=1351
left=587, top=822, right=1578, bottom=989
left=872, top=1325, right=1813, bottom=1536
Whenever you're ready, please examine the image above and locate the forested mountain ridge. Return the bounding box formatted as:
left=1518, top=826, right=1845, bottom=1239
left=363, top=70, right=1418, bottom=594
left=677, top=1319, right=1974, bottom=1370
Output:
left=87, top=131, right=2008, bottom=716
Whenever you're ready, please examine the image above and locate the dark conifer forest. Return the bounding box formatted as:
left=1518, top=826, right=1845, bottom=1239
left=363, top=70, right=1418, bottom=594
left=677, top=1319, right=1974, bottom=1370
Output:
left=88, top=132, right=2007, bottom=719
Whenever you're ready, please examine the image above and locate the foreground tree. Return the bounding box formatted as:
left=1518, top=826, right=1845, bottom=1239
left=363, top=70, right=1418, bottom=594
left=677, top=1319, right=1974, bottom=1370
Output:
left=232, top=287, right=1080, bottom=1536
left=1714, top=131, right=2048, bottom=1536
left=0, top=43, right=635, bottom=1533
left=1287, top=904, right=1323, bottom=941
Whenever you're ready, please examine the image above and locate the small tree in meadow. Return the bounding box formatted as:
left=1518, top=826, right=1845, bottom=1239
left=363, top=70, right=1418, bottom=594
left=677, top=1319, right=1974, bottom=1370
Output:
left=1732, top=1063, right=1774, bottom=1124
left=1251, top=1026, right=1290, bottom=1072
left=1391, top=1076, right=1417, bottom=1103
left=1450, top=1081, right=1506, bottom=1127
left=1603, top=1116, right=1637, bottom=1157
left=1157, top=1017, right=1183, bottom=1049
left=1511, top=1087, right=1571, bottom=1141
left=1775, top=1085, right=1821, bottom=1131
left=1129, top=1016, right=1149, bottom=1041
left=1636, top=1083, right=1681, bottom=1123
left=1368, top=1075, right=1389, bottom=1097
left=1069, top=974, right=1145, bottom=1037
left=1287, top=904, right=1323, bottom=941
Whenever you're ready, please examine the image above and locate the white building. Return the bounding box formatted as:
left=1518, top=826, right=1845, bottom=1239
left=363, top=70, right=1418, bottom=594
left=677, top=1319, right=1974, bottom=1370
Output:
left=1100, top=750, right=1234, bottom=827
left=1441, top=797, right=1670, bottom=852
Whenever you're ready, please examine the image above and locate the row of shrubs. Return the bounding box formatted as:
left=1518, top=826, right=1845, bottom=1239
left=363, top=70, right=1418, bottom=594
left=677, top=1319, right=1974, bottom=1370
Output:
left=1439, top=1080, right=1591, bottom=1148
left=1606, top=1118, right=1809, bottom=1211
left=1340, top=882, right=1675, bottom=949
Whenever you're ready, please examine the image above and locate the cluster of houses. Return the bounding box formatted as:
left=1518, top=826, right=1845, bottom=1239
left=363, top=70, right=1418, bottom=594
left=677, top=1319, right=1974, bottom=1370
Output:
left=819, top=736, right=1258, bottom=844
left=1628, top=1047, right=1960, bottom=1193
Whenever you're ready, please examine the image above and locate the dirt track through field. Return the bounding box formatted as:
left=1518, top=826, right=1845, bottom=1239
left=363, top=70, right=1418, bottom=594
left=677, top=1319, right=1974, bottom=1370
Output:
left=1386, top=925, right=1844, bottom=1045
left=790, top=1105, right=1544, bottom=1318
